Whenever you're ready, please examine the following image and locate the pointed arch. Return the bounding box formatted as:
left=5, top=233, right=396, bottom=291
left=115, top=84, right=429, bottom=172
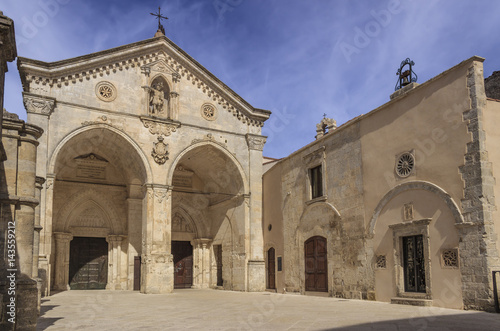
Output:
left=55, top=188, right=124, bottom=235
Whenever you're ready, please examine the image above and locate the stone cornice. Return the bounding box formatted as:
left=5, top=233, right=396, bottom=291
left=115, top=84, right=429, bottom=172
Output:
left=22, top=92, right=56, bottom=116
left=18, top=36, right=271, bottom=127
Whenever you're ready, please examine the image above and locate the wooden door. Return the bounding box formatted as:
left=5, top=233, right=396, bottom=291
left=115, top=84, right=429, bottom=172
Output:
left=133, top=256, right=141, bottom=291
left=172, top=241, right=193, bottom=289
left=214, top=244, right=223, bottom=287
left=69, top=237, right=108, bottom=290
left=267, top=247, right=276, bottom=289
left=305, top=236, right=327, bottom=292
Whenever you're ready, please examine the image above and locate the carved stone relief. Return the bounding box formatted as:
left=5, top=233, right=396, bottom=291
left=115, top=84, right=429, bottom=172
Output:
left=172, top=213, right=194, bottom=233
left=246, top=134, right=267, bottom=151
left=22, top=92, right=56, bottom=116
left=141, top=117, right=179, bottom=136
left=152, top=136, right=169, bottom=165
left=95, top=81, right=117, bottom=102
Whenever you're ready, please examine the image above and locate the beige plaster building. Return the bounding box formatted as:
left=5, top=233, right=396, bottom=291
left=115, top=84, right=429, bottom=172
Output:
left=263, top=57, right=500, bottom=311
left=16, top=27, right=270, bottom=298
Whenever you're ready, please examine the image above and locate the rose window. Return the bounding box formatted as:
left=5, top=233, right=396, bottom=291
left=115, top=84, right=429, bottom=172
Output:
left=396, top=152, right=415, bottom=177
left=95, top=81, right=117, bottom=102
left=201, top=104, right=217, bottom=121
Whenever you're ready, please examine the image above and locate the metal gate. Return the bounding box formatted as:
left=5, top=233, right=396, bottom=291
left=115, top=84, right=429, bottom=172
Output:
left=403, top=235, right=426, bottom=293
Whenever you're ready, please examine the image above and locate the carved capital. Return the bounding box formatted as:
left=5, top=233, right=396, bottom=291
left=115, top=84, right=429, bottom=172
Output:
left=246, top=134, right=267, bottom=151
left=22, top=92, right=56, bottom=116
left=53, top=232, right=73, bottom=242
left=140, top=116, right=180, bottom=137
left=106, top=235, right=124, bottom=243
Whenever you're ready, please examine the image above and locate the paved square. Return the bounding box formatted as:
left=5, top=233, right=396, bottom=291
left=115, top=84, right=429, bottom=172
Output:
left=36, top=289, right=500, bottom=330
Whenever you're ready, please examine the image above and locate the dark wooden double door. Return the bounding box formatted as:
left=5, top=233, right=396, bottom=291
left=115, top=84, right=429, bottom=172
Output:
left=69, top=237, right=108, bottom=290
left=172, top=241, right=193, bottom=289
left=305, top=236, right=327, bottom=292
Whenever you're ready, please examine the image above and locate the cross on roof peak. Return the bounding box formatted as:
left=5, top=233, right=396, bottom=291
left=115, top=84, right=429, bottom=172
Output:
left=151, top=6, right=168, bottom=36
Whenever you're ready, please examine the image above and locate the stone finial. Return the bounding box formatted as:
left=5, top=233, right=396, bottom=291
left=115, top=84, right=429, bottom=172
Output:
left=315, top=117, right=336, bottom=140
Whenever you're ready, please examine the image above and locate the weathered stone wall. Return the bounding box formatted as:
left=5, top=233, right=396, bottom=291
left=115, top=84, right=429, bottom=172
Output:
left=1, top=112, right=43, bottom=330
left=485, top=71, right=500, bottom=100
left=275, top=121, right=370, bottom=298
left=458, top=61, right=500, bottom=311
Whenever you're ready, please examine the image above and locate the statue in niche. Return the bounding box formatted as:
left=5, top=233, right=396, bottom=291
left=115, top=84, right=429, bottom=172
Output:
left=150, top=82, right=165, bottom=115
left=144, top=77, right=170, bottom=117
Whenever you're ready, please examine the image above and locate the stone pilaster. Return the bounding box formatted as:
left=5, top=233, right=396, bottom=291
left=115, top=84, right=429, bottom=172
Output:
left=33, top=176, right=44, bottom=313
left=246, top=134, right=266, bottom=292
left=141, top=185, right=174, bottom=293
left=106, top=235, right=124, bottom=290
left=53, top=232, right=72, bottom=291
left=458, top=59, right=500, bottom=311
left=40, top=174, right=54, bottom=295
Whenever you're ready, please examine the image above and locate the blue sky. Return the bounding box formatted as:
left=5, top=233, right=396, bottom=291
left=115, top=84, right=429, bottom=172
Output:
left=2, top=0, right=500, bottom=158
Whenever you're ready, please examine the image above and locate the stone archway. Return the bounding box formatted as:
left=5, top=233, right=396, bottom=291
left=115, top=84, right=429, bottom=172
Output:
left=169, top=143, right=249, bottom=290
left=46, top=126, right=149, bottom=292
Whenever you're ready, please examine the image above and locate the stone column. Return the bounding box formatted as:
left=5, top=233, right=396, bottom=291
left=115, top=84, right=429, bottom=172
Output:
left=245, top=134, right=267, bottom=292
left=53, top=232, right=72, bottom=291
left=192, top=238, right=212, bottom=288
left=106, top=235, right=123, bottom=290
left=141, top=185, right=174, bottom=293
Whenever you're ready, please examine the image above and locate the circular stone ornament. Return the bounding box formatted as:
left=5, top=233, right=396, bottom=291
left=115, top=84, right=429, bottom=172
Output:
left=396, top=152, right=415, bottom=177
left=201, top=103, right=217, bottom=121
left=95, top=81, right=117, bottom=102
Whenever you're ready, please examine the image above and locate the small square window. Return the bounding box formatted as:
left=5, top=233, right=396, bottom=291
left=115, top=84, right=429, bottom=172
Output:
left=310, top=165, right=323, bottom=199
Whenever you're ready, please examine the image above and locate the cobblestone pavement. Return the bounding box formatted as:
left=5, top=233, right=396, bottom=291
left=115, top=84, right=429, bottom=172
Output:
left=36, top=289, right=500, bottom=330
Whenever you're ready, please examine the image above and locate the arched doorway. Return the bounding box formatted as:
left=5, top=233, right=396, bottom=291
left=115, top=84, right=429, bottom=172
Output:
left=305, top=236, right=327, bottom=292
left=267, top=247, right=276, bottom=290
left=169, top=143, right=246, bottom=290
left=48, top=126, right=149, bottom=292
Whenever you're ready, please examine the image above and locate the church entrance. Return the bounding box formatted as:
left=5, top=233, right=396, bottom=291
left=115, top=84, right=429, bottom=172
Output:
left=403, top=235, right=426, bottom=293
left=69, top=237, right=108, bottom=290
left=267, top=247, right=276, bottom=290
left=172, top=241, right=193, bottom=289
left=305, top=236, right=327, bottom=292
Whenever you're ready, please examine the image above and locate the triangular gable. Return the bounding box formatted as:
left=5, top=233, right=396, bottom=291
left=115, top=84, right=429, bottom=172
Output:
left=18, top=36, right=271, bottom=127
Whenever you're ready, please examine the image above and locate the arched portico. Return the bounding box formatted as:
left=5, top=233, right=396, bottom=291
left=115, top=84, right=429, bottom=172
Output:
left=168, top=142, right=262, bottom=291
left=43, top=126, right=151, bottom=292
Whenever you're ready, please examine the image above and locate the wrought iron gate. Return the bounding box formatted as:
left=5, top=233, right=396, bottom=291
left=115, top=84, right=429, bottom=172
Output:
left=403, top=235, right=426, bottom=293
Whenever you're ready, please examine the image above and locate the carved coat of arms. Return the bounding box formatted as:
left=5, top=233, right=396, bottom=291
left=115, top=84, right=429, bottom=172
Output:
left=152, top=136, right=169, bottom=164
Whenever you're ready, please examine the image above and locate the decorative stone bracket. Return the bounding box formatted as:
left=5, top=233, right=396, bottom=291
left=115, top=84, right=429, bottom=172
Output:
left=22, top=92, right=56, bottom=116
left=140, top=116, right=180, bottom=137
left=246, top=134, right=267, bottom=151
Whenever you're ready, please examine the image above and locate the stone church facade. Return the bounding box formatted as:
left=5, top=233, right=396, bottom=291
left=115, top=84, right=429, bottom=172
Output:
left=17, top=30, right=270, bottom=297
left=263, top=57, right=500, bottom=311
